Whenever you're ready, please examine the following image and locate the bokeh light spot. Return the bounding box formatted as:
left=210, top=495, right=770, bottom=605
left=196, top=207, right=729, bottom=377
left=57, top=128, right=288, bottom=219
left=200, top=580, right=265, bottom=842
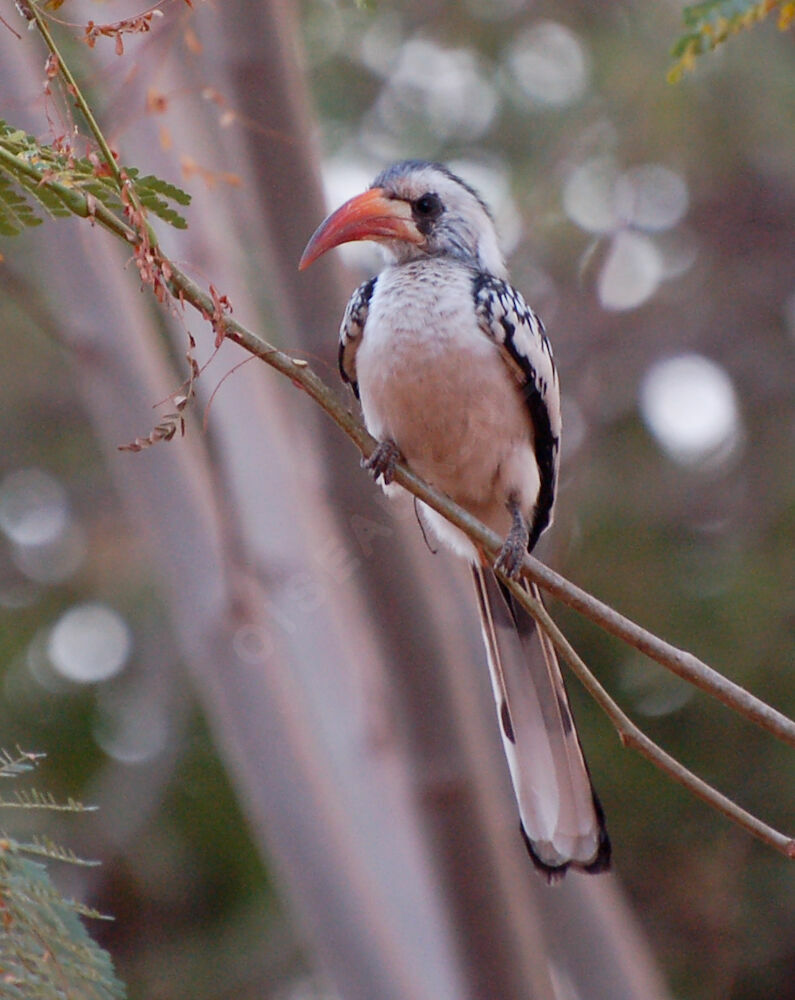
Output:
left=0, top=468, right=69, bottom=547
left=614, top=164, right=689, bottom=232
left=505, top=22, right=589, bottom=108
left=94, top=694, right=169, bottom=764
left=47, top=603, right=132, bottom=683
left=562, top=155, right=620, bottom=234
left=620, top=658, right=693, bottom=717
left=377, top=40, right=498, bottom=141
left=12, top=523, right=86, bottom=585
left=640, top=354, right=741, bottom=465
left=597, top=231, right=662, bottom=310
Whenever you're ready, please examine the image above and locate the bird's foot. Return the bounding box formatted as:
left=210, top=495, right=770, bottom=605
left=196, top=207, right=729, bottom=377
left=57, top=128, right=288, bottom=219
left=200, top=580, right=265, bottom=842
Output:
left=494, top=498, right=529, bottom=579
left=363, top=439, right=401, bottom=485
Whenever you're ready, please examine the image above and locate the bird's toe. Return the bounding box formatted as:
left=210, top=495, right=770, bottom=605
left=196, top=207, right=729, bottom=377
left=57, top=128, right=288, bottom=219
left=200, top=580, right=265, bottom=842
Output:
left=364, top=439, right=402, bottom=485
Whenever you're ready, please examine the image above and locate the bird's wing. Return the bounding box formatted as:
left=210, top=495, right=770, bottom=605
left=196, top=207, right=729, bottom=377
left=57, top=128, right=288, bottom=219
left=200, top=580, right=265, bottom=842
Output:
left=472, top=564, right=611, bottom=879
left=338, top=276, right=377, bottom=399
left=472, top=273, right=561, bottom=550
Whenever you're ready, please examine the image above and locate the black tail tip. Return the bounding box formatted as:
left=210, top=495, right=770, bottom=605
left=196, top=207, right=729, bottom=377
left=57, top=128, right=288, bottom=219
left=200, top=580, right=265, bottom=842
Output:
left=520, top=821, right=612, bottom=883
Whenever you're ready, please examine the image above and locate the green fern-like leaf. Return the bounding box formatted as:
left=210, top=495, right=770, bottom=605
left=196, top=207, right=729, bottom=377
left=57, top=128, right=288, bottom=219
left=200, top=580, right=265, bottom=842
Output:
left=0, top=174, right=43, bottom=235
left=17, top=834, right=102, bottom=867
left=134, top=173, right=191, bottom=228
left=0, top=752, right=127, bottom=1000
left=135, top=190, right=189, bottom=229
left=0, top=748, right=44, bottom=776
left=19, top=177, right=73, bottom=219
left=136, top=173, right=191, bottom=206
left=0, top=121, right=192, bottom=234
left=670, top=29, right=705, bottom=60
left=0, top=846, right=124, bottom=1000
left=80, top=176, right=126, bottom=208
left=1, top=787, right=99, bottom=812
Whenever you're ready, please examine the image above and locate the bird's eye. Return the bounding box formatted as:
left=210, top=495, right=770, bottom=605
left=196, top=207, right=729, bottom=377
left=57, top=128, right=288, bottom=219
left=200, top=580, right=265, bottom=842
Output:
left=413, top=193, right=443, bottom=218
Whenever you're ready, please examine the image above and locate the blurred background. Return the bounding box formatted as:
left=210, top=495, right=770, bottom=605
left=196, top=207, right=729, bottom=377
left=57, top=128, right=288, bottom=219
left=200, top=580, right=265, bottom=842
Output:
left=0, top=1, right=793, bottom=998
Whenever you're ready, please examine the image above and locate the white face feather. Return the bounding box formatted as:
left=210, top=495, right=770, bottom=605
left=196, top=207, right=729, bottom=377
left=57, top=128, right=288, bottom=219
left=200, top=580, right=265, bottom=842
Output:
left=372, top=163, right=508, bottom=279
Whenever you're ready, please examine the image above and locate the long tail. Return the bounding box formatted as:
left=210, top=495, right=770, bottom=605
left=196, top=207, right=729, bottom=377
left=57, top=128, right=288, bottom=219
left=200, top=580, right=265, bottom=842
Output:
left=471, top=565, right=610, bottom=880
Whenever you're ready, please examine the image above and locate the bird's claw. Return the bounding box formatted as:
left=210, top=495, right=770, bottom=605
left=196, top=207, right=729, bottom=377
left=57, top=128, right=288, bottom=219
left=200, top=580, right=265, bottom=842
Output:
left=494, top=499, right=529, bottom=579
left=363, top=439, right=401, bottom=485
left=494, top=538, right=526, bottom=579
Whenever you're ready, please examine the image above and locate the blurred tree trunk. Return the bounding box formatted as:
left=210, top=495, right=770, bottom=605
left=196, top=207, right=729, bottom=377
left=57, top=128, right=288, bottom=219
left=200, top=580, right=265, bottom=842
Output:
left=1, top=4, right=670, bottom=999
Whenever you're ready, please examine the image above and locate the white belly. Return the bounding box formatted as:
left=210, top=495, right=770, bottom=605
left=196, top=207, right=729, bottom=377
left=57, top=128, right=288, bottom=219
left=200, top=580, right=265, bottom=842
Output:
left=355, top=261, right=539, bottom=560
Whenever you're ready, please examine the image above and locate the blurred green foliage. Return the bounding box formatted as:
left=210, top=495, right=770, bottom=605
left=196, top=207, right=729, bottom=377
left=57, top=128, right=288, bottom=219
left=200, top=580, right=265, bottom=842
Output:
left=669, top=0, right=794, bottom=83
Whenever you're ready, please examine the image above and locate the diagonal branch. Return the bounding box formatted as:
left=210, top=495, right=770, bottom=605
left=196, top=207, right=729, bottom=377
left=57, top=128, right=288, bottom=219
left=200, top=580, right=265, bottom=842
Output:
left=23, top=0, right=121, bottom=184
left=499, top=576, right=795, bottom=860
left=515, top=554, right=795, bottom=748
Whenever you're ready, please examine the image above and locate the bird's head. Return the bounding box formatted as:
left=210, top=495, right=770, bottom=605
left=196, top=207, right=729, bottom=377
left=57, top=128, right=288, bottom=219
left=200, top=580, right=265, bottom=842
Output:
left=299, top=160, right=507, bottom=277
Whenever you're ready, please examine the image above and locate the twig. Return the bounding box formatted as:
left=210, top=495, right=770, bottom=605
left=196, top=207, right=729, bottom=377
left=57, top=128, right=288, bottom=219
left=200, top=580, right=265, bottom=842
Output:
left=25, top=1, right=120, bottom=183
left=25, top=0, right=160, bottom=251
left=499, top=576, right=795, bottom=860
left=516, top=555, right=795, bottom=749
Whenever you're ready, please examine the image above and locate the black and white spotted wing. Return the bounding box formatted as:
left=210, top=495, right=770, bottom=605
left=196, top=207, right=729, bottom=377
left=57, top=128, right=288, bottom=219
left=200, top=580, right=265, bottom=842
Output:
left=471, top=275, right=610, bottom=878
left=472, top=273, right=561, bottom=552
left=338, top=276, right=376, bottom=399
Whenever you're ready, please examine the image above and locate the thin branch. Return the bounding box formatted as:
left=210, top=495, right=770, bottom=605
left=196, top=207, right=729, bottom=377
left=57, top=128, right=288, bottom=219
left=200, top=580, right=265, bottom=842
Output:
left=500, top=576, right=795, bottom=860
left=516, top=555, right=795, bottom=749
left=26, top=3, right=117, bottom=179
left=23, top=0, right=160, bottom=249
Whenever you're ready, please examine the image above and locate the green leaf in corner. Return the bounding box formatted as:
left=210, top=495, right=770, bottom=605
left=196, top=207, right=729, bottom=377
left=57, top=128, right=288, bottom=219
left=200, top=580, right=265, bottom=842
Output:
left=0, top=750, right=127, bottom=999
left=0, top=846, right=125, bottom=999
